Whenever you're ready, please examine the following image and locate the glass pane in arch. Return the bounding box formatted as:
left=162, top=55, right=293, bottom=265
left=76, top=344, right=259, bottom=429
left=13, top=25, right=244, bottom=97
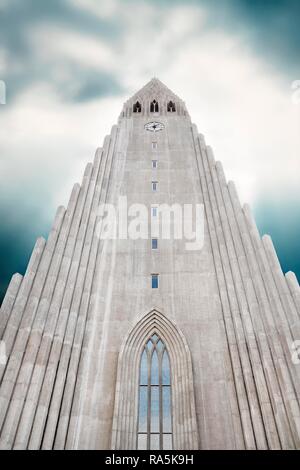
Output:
left=138, top=386, right=147, bottom=432
left=150, top=434, right=160, bottom=450
left=137, top=434, right=147, bottom=450
left=162, top=350, right=170, bottom=385
left=151, top=350, right=159, bottom=385
left=163, top=434, right=172, bottom=450
left=162, top=387, right=172, bottom=433
left=137, top=334, right=172, bottom=450
left=150, top=386, right=159, bottom=432
left=140, top=349, right=148, bottom=385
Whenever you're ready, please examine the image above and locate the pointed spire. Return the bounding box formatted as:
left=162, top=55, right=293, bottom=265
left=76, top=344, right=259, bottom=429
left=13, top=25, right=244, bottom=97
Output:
left=121, top=78, right=189, bottom=119
left=130, top=77, right=179, bottom=101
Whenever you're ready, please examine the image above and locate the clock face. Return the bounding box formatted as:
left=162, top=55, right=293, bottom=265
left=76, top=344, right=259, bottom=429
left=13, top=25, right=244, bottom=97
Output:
left=144, top=121, right=165, bottom=133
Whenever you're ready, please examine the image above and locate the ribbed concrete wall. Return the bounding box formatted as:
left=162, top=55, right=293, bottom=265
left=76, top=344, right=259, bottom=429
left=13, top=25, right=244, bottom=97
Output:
left=0, top=78, right=299, bottom=449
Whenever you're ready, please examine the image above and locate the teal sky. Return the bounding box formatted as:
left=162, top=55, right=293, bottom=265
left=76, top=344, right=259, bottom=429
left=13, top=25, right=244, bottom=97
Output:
left=0, top=0, right=299, bottom=303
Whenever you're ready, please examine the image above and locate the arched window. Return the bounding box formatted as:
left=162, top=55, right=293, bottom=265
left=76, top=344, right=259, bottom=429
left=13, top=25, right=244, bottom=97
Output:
left=133, top=101, right=142, bottom=113
left=167, top=101, right=176, bottom=112
left=137, top=334, right=172, bottom=450
left=150, top=100, right=159, bottom=113
left=111, top=309, right=198, bottom=450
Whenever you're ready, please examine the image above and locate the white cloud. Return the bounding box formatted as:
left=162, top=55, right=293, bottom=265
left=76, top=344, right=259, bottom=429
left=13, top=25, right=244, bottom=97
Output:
left=107, top=1, right=300, bottom=205
left=0, top=82, right=124, bottom=218
left=67, top=0, right=120, bottom=19
left=165, top=32, right=300, bottom=204
left=1, top=0, right=299, bottom=233
left=30, top=26, right=115, bottom=72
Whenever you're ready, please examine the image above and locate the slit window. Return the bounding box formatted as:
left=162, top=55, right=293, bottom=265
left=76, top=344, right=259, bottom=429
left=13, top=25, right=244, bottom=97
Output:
left=151, top=274, right=159, bottom=289
left=133, top=101, right=142, bottom=113
left=150, top=100, right=159, bottom=113
left=152, top=181, right=158, bottom=192
left=152, top=206, right=158, bottom=217
left=167, top=101, right=176, bottom=112
left=152, top=160, right=158, bottom=169
left=152, top=142, right=157, bottom=150
left=152, top=238, right=158, bottom=249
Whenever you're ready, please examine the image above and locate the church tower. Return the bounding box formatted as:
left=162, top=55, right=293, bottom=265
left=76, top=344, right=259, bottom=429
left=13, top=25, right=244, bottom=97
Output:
left=0, top=78, right=300, bottom=450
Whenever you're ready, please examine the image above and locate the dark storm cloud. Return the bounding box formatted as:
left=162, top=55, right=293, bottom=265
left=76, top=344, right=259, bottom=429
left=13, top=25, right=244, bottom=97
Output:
left=0, top=0, right=121, bottom=54
left=254, top=199, right=300, bottom=282
left=2, top=0, right=299, bottom=103
left=0, top=0, right=299, bottom=304
left=153, top=0, right=300, bottom=77
left=0, top=204, right=52, bottom=304
left=217, top=0, right=300, bottom=77
left=66, top=69, right=122, bottom=103
left=0, top=0, right=123, bottom=102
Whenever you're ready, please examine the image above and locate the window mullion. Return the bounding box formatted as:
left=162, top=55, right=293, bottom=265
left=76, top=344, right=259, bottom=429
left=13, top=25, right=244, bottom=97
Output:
left=147, top=348, right=151, bottom=450
left=159, top=348, right=163, bottom=450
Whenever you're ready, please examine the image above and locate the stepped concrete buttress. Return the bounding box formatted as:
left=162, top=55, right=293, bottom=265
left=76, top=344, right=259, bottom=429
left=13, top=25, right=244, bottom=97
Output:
left=0, top=78, right=299, bottom=450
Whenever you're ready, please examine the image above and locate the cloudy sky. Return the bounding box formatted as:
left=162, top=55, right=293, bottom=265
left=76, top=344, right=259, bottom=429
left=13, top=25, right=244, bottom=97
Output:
left=0, top=0, right=299, bottom=302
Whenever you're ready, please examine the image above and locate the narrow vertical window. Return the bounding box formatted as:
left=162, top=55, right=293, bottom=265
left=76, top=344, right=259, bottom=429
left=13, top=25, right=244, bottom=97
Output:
left=152, top=238, right=158, bottom=249
left=137, top=334, right=172, bottom=449
left=151, top=274, right=159, bottom=289
left=167, top=101, right=176, bottom=112
left=133, top=101, right=142, bottom=113
left=152, top=160, right=158, bottom=169
left=150, top=100, right=159, bottom=113
left=152, top=142, right=157, bottom=150
left=152, top=181, right=158, bottom=192
left=152, top=206, right=158, bottom=217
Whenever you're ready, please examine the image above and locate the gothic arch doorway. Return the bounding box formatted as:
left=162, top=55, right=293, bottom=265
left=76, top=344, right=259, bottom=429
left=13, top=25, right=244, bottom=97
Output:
left=111, top=309, right=198, bottom=450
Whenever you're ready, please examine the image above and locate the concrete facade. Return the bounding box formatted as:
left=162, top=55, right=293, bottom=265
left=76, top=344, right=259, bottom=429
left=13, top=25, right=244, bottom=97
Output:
left=0, top=78, right=300, bottom=449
